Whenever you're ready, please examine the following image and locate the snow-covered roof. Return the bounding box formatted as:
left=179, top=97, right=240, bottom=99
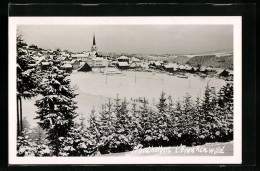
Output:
left=71, top=53, right=89, bottom=58
left=206, top=66, right=214, bottom=71
left=60, top=57, right=67, bottom=61
left=154, top=61, right=161, bottom=66
left=216, top=69, right=226, bottom=75
left=200, top=66, right=207, bottom=71
left=112, top=61, right=118, bottom=64
left=178, top=65, right=186, bottom=69
left=118, top=56, right=129, bottom=60
left=131, top=57, right=141, bottom=62
left=41, top=62, right=50, bottom=65
left=159, top=61, right=164, bottom=64
left=227, top=70, right=233, bottom=75
left=118, top=62, right=129, bottom=66
left=186, top=66, right=193, bottom=70
left=130, top=63, right=138, bottom=67
left=164, top=63, right=179, bottom=69
left=93, top=58, right=106, bottom=61
left=32, top=56, right=46, bottom=65
left=63, top=64, right=72, bottom=68
left=70, top=60, right=78, bottom=64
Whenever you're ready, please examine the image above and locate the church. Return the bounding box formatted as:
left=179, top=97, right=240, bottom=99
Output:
left=89, top=34, right=109, bottom=68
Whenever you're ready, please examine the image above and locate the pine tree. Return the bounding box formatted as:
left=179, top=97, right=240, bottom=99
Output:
left=174, top=99, right=184, bottom=145
left=35, top=68, right=78, bottom=156
left=111, top=97, right=133, bottom=153
left=215, top=83, right=234, bottom=142
left=88, top=106, right=100, bottom=143
left=139, top=98, right=153, bottom=147
left=59, top=124, right=98, bottom=156
left=167, top=96, right=178, bottom=146
left=182, top=94, right=197, bottom=146
left=202, top=84, right=212, bottom=116
left=98, top=99, right=115, bottom=154
left=129, top=99, right=142, bottom=148
left=32, top=126, right=51, bottom=157
left=16, top=35, right=42, bottom=136
left=201, top=85, right=216, bottom=142
left=194, top=97, right=205, bottom=145
left=17, top=128, right=34, bottom=156
left=79, top=113, right=85, bottom=129
left=155, top=92, right=169, bottom=146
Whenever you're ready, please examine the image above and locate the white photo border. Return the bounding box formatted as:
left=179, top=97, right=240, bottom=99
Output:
left=8, top=16, right=242, bottom=165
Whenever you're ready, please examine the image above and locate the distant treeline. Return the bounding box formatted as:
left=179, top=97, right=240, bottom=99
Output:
left=135, top=54, right=233, bottom=69
left=186, top=55, right=233, bottom=69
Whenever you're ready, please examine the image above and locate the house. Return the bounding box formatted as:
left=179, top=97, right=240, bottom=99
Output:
left=129, top=62, right=140, bottom=69
left=60, top=56, right=69, bottom=61
left=92, top=58, right=108, bottom=67
left=184, top=65, right=195, bottom=73
left=117, top=62, right=129, bottom=69
left=150, top=61, right=162, bottom=69
left=130, top=57, right=142, bottom=64
left=78, top=62, right=92, bottom=72
left=111, top=61, right=118, bottom=66
left=41, top=62, right=51, bottom=71
left=226, top=69, right=234, bottom=80
left=71, top=53, right=90, bottom=62
left=206, top=67, right=216, bottom=75
left=163, top=63, right=179, bottom=73
left=70, top=60, right=80, bottom=69
left=199, top=67, right=208, bottom=74
left=193, top=67, right=199, bottom=72
left=117, top=56, right=130, bottom=64
left=217, top=69, right=229, bottom=77
left=178, top=65, right=186, bottom=72
left=61, top=63, right=73, bottom=73
left=108, top=60, right=113, bottom=66
left=163, top=65, right=174, bottom=72
left=228, top=70, right=233, bottom=76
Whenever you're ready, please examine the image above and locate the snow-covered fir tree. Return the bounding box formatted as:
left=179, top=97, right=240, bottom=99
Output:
left=155, top=92, right=169, bottom=146
left=167, top=95, right=179, bottom=146
left=58, top=124, right=99, bottom=156
left=129, top=99, right=142, bottom=148
left=98, top=99, right=116, bottom=154
left=110, top=97, right=133, bottom=153
left=17, top=128, right=34, bottom=156
left=17, top=35, right=42, bottom=136
left=181, top=94, right=197, bottom=146
left=139, top=98, right=154, bottom=147
left=35, top=67, right=78, bottom=155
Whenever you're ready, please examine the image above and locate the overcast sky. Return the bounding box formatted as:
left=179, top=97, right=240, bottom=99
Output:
left=17, top=25, right=233, bottom=54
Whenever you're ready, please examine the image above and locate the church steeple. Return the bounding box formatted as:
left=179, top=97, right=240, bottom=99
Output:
left=93, top=34, right=96, bottom=45
left=91, top=34, right=98, bottom=52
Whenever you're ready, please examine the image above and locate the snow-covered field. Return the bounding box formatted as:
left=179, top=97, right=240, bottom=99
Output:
left=23, top=71, right=226, bottom=127
left=100, top=141, right=233, bottom=157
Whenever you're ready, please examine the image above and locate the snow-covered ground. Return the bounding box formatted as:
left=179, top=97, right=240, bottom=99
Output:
left=23, top=71, right=226, bottom=127
left=99, top=141, right=233, bottom=157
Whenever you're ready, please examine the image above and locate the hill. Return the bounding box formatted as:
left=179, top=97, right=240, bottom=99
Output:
left=186, top=55, right=233, bottom=69
left=169, top=56, right=190, bottom=64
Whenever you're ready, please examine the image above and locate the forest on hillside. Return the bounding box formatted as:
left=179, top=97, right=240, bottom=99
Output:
left=186, top=55, right=233, bottom=69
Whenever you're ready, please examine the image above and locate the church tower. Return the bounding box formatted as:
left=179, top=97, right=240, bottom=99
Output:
left=91, top=34, right=98, bottom=52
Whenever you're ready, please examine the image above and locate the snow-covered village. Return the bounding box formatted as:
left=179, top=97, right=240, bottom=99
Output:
left=16, top=25, right=234, bottom=157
